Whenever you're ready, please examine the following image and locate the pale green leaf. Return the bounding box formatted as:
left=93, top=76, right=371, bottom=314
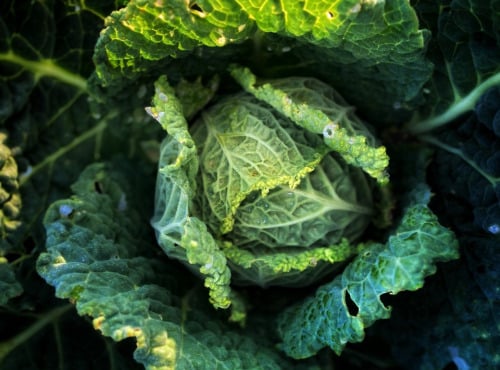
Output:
left=149, top=76, right=233, bottom=309
left=191, top=93, right=327, bottom=234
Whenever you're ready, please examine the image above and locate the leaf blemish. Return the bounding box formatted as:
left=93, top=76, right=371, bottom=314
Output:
left=158, top=92, right=168, bottom=102
left=349, top=4, right=362, bottom=14
left=59, top=204, right=74, bottom=217
left=323, top=123, right=339, bottom=138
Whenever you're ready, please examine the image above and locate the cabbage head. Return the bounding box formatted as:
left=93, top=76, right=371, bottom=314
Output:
left=150, top=70, right=387, bottom=309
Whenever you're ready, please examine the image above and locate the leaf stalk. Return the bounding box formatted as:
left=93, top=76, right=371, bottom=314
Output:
left=409, top=72, right=500, bottom=135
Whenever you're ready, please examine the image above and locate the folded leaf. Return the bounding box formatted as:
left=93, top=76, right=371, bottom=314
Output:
left=230, top=66, right=390, bottom=184
left=223, top=239, right=367, bottom=287
left=148, top=76, right=233, bottom=309
left=0, top=133, right=21, bottom=251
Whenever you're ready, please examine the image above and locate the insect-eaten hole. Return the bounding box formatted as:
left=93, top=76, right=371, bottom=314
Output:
left=442, top=362, right=459, bottom=370
left=344, top=289, right=359, bottom=316
left=94, top=181, right=104, bottom=194
left=190, top=3, right=202, bottom=11
left=379, top=292, right=394, bottom=309
left=189, top=2, right=205, bottom=16
left=323, top=123, right=338, bottom=139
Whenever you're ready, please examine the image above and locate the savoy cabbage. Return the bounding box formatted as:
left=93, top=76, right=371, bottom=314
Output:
left=0, top=0, right=499, bottom=369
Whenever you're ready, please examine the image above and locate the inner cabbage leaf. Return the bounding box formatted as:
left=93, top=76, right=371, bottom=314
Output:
left=191, top=94, right=328, bottom=235
left=231, top=154, right=374, bottom=250
left=190, top=91, right=375, bottom=252
left=151, top=73, right=377, bottom=300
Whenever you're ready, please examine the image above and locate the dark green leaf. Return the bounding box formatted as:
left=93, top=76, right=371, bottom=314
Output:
left=0, top=262, right=22, bottom=305
left=37, top=162, right=299, bottom=369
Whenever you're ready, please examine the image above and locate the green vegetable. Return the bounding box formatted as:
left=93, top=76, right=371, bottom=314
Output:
left=0, top=132, right=21, bottom=246
left=1, top=0, right=498, bottom=369
left=151, top=74, right=378, bottom=292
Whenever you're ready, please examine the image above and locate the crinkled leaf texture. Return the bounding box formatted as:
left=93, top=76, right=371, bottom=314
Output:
left=148, top=76, right=233, bottom=309
left=277, top=194, right=459, bottom=358
left=37, top=163, right=293, bottom=370
left=151, top=75, right=376, bottom=291
left=93, top=0, right=431, bottom=121
left=190, top=93, right=329, bottom=236
left=378, top=236, right=499, bottom=370
left=378, top=87, right=500, bottom=369
left=94, top=0, right=427, bottom=81
left=230, top=66, right=390, bottom=184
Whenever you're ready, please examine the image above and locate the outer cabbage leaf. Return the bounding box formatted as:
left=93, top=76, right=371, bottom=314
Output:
left=190, top=93, right=329, bottom=235
left=0, top=2, right=209, bottom=368
left=0, top=2, right=160, bottom=368
left=242, top=0, right=433, bottom=122
left=377, top=87, right=499, bottom=369
left=0, top=0, right=127, bottom=255
left=426, top=87, right=500, bottom=236
left=93, top=0, right=432, bottom=121
left=0, top=132, right=21, bottom=251
left=37, top=162, right=297, bottom=370
left=276, top=147, right=459, bottom=358
left=93, top=0, right=255, bottom=89
left=377, top=236, right=499, bottom=370
left=408, top=0, right=500, bottom=134
left=0, top=261, right=22, bottom=305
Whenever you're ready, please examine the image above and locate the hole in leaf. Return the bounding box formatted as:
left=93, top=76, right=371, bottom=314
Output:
left=323, top=123, right=338, bottom=138
left=379, top=292, right=394, bottom=309
left=189, top=2, right=203, bottom=12
left=344, top=289, right=359, bottom=316
left=443, top=362, right=458, bottom=370
left=94, top=181, right=104, bottom=194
